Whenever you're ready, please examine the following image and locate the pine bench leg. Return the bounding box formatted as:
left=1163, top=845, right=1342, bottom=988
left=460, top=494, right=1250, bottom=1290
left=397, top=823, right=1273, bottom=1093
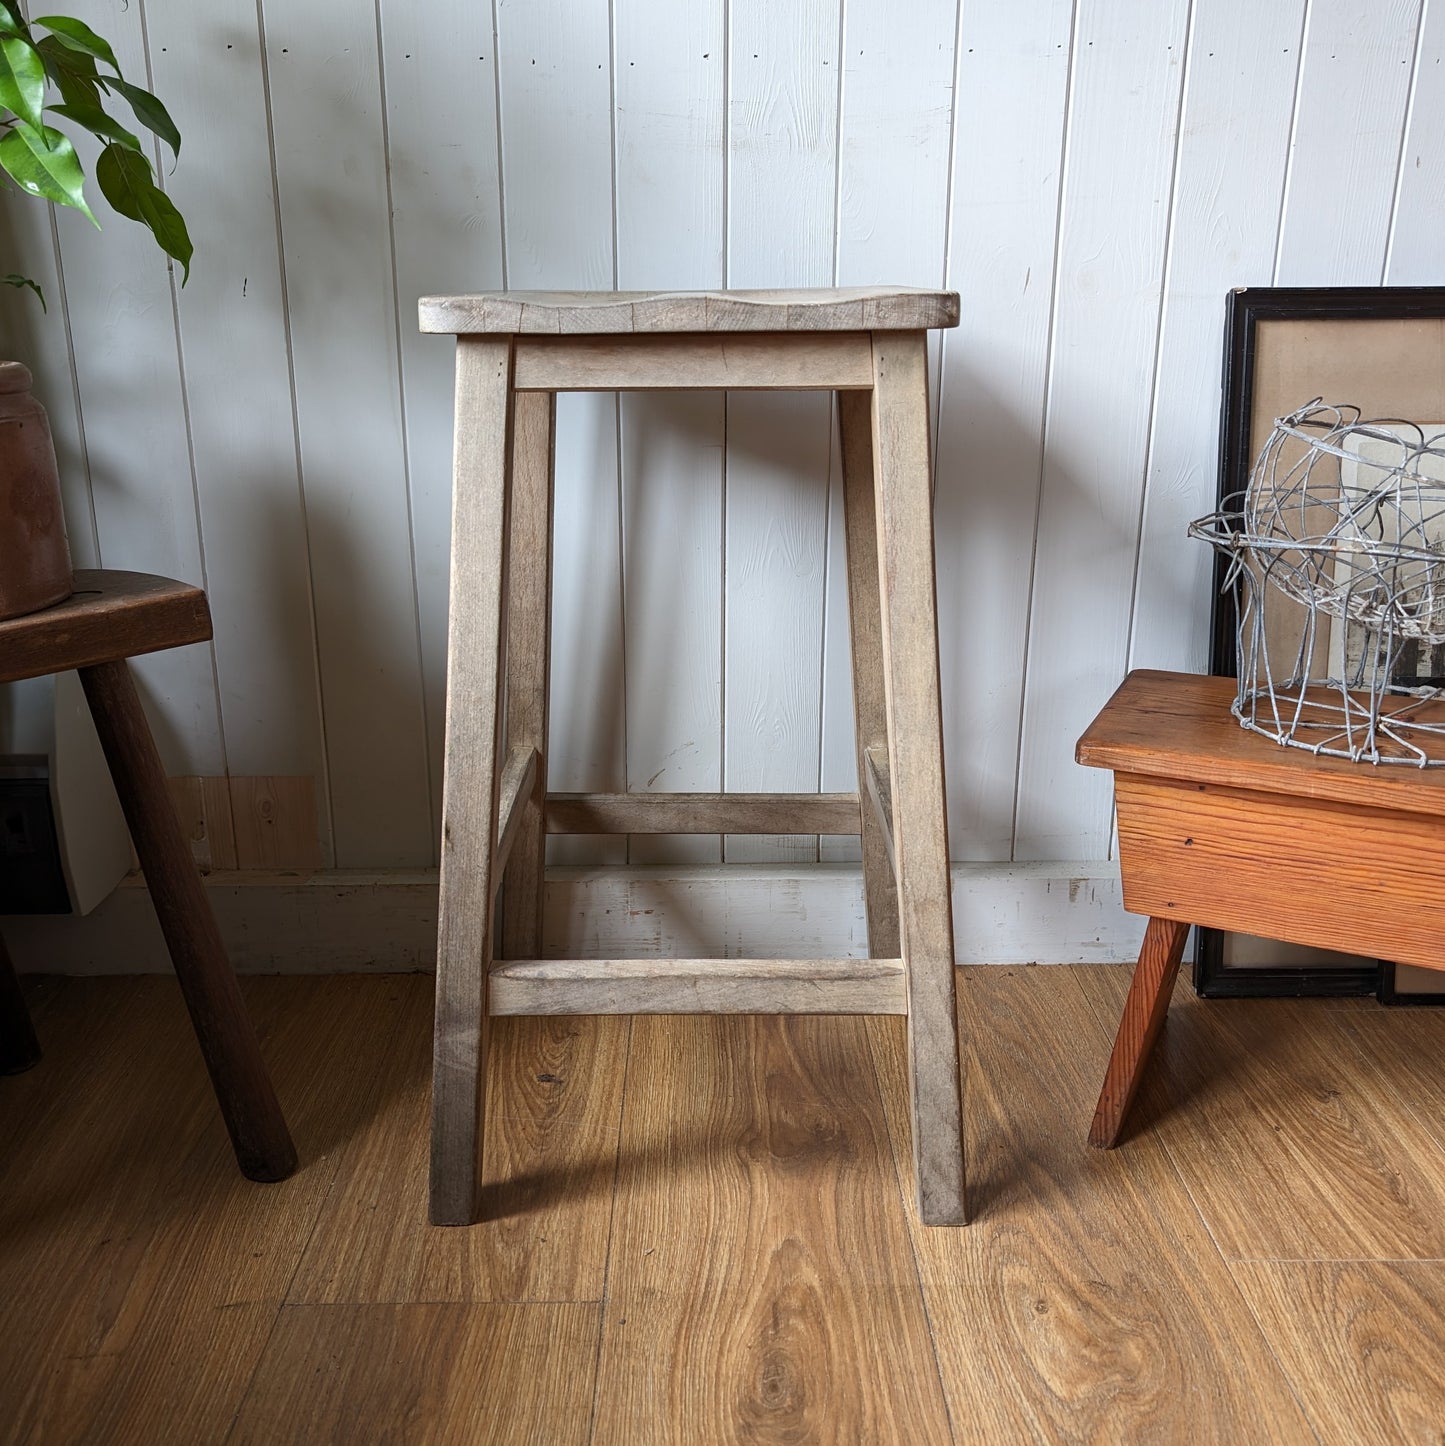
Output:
left=1089, top=915, right=1189, bottom=1149
left=78, top=659, right=296, bottom=1182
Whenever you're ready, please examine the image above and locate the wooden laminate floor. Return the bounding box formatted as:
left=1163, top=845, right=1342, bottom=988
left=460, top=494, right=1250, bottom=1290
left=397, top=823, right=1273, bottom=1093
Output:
left=3, top=965, right=1444, bottom=1443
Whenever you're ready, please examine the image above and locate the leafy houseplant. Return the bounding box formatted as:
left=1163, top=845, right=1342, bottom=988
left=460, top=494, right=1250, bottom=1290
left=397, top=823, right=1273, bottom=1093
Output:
left=1, top=1, right=191, bottom=300
left=0, top=2, right=190, bottom=619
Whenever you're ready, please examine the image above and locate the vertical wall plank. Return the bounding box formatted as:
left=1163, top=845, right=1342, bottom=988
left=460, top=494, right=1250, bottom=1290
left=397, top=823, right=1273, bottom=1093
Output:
left=1275, top=0, right=1424, bottom=285
left=1129, top=1, right=1307, bottom=678
left=49, top=1, right=224, bottom=776
left=724, top=0, right=841, bottom=864
left=1014, top=0, right=1191, bottom=861
left=933, top=0, right=1074, bottom=861
left=497, top=0, right=625, bottom=868
left=1386, top=0, right=1445, bottom=284
left=379, top=0, right=505, bottom=842
left=145, top=0, right=332, bottom=859
left=819, top=0, right=959, bottom=865
left=260, top=0, right=432, bottom=866
left=614, top=0, right=726, bottom=866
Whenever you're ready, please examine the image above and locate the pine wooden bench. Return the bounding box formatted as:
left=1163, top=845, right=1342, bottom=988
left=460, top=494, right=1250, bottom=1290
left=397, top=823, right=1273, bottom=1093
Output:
left=1078, top=667, right=1445, bottom=1148
left=0, top=570, right=295, bottom=1181
left=421, top=287, right=966, bottom=1225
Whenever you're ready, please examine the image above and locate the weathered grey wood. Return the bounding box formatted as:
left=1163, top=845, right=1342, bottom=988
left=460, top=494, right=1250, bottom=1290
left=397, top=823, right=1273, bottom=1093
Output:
left=431, top=336, right=514, bottom=1227
left=511, top=333, right=874, bottom=392
left=545, top=791, right=862, bottom=835
left=420, top=287, right=961, bottom=336
left=493, top=747, right=539, bottom=884
left=488, top=956, right=907, bottom=1016
left=862, top=745, right=898, bottom=881
left=425, top=298, right=966, bottom=1228
left=500, top=390, right=555, bottom=962
left=840, top=390, right=903, bottom=957
left=871, top=330, right=966, bottom=1226
left=0, top=570, right=210, bottom=685
left=80, top=659, right=296, bottom=1182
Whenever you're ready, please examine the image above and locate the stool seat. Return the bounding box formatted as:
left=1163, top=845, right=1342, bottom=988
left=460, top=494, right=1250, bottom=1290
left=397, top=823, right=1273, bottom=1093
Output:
left=0, top=569, right=295, bottom=1183
left=0, top=569, right=210, bottom=683
left=425, top=285, right=965, bottom=1227
left=420, top=286, right=959, bottom=336
left=1078, top=668, right=1445, bottom=1150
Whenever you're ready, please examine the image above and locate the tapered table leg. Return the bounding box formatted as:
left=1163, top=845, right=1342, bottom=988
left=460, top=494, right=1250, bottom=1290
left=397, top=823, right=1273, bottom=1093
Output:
left=78, top=659, right=296, bottom=1182
left=1089, top=915, right=1189, bottom=1149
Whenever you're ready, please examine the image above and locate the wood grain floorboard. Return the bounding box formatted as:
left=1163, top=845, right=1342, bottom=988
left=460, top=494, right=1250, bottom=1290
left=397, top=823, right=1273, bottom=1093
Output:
left=1232, top=1261, right=1445, bottom=1441
left=870, top=967, right=1315, bottom=1443
left=591, top=1014, right=952, bottom=1445
left=229, top=1302, right=600, bottom=1445
left=14, top=971, right=1445, bottom=1444
left=0, top=976, right=415, bottom=1444
left=1333, top=1004, right=1445, bottom=1160
left=0, top=976, right=183, bottom=1187
left=1074, top=966, right=1445, bottom=1261
left=288, top=1003, right=629, bottom=1304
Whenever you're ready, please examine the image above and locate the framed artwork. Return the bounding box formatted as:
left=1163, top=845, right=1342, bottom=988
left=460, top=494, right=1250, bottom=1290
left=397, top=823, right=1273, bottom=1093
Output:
left=1196, top=285, right=1445, bottom=1002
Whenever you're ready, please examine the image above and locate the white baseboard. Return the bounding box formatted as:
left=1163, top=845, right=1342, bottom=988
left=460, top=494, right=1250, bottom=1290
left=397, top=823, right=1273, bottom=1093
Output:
left=3, top=863, right=1145, bottom=975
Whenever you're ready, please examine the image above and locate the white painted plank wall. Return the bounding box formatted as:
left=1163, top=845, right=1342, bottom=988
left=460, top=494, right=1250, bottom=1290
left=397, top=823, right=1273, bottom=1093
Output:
left=496, top=0, right=625, bottom=868
left=723, top=0, right=839, bottom=864
left=1013, top=0, right=1192, bottom=860
left=261, top=0, right=432, bottom=867
left=2, top=0, right=1439, bottom=885
left=615, top=0, right=725, bottom=866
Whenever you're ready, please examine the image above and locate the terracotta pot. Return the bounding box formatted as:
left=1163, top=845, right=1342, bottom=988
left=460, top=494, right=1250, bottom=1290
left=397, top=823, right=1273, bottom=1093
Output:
left=0, top=360, right=73, bottom=621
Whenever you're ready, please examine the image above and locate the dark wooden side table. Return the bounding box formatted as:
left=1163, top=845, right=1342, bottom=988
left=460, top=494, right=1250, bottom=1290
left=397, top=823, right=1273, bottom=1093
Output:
left=1078, top=668, right=1445, bottom=1150
left=0, top=570, right=296, bottom=1182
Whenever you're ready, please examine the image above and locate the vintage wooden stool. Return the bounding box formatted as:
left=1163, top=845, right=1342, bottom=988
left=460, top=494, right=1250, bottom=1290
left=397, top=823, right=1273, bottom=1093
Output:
left=421, top=287, right=966, bottom=1226
left=1079, top=667, right=1445, bottom=1148
left=0, top=570, right=295, bottom=1181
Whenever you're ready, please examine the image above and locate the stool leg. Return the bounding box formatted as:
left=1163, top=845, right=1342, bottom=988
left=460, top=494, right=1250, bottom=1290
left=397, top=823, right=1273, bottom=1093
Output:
left=77, top=659, right=296, bottom=1181
left=501, top=390, right=555, bottom=961
left=838, top=390, right=901, bottom=958
left=1089, top=916, right=1189, bottom=1149
left=432, top=336, right=515, bottom=1225
left=0, top=931, right=42, bottom=1074
left=870, top=331, right=966, bottom=1225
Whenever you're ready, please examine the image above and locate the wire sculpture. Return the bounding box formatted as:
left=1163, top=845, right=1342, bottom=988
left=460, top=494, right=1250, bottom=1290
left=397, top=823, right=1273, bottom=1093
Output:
left=1190, top=399, right=1445, bottom=766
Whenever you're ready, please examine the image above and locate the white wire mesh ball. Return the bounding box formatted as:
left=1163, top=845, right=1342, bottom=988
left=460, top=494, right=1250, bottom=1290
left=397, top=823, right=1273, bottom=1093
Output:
left=1240, top=401, right=1445, bottom=642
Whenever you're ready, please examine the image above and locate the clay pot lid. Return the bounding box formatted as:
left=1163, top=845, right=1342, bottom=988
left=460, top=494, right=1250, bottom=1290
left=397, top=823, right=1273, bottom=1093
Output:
left=0, top=361, right=34, bottom=394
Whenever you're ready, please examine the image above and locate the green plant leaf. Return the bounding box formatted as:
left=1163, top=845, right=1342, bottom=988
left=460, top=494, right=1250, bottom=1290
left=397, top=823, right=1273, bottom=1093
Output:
left=96, top=141, right=190, bottom=281
left=98, top=75, right=179, bottom=158
left=0, top=120, right=96, bottom=223
left=3, top=272, right=46, bottom=310
left=0, top=33, right=45, bottom=128
left=37, top=34, right=101, bottom=110
left=0, top=3, right=27, bottom=40
left=32, top=15, right=118, bottom=72
left=50, top=100, right=141, bottom=152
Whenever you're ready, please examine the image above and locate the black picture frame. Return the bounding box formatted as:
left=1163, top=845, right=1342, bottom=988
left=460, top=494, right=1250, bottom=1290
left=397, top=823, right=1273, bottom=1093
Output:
left=1196, top=285, right=1445, bottom=1003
